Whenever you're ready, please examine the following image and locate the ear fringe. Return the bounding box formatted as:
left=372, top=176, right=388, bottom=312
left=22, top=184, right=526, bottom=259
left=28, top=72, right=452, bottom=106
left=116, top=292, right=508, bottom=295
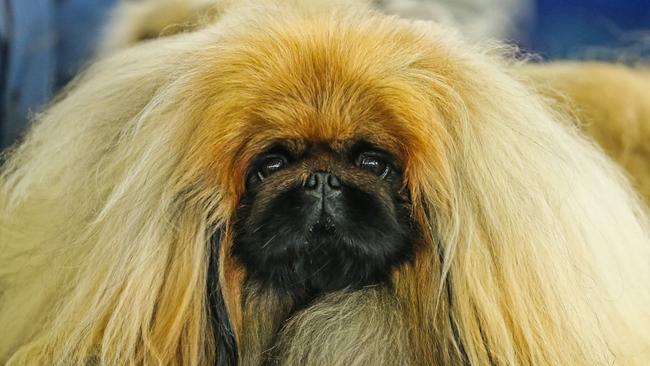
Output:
left=0, top=34, right=231, bottom=365
left=393, top=38, right=650, bottom=364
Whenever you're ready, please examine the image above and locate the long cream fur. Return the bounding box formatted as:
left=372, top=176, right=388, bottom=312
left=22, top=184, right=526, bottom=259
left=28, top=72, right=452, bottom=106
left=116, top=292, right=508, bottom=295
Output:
left=520, top=62, right=650, bottom=202
left=1, top=1, right=649, bottom=365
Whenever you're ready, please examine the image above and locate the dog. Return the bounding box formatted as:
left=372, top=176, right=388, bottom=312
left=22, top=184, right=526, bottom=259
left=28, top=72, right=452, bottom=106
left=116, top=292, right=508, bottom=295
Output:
left=1, top=1, right=649, bottom=365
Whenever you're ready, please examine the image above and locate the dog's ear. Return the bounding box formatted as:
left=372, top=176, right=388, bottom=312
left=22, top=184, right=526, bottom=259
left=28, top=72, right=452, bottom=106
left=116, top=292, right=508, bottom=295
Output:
left=208, top=230, right=238, bottom=366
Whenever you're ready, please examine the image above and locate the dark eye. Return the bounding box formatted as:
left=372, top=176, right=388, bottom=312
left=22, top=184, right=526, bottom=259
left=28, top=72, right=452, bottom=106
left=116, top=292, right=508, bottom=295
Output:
left=357, top=152, right=390, bottom=178
left=257, top=155, right=287, bottom=180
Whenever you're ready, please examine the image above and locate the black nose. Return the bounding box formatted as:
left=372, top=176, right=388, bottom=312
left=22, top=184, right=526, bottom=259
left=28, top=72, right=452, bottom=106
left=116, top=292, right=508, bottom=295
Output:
left=305, top=171, right=341, bottom=196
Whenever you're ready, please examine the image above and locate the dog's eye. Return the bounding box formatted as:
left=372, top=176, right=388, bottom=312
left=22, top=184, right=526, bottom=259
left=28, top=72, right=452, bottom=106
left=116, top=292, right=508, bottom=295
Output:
left=357, top=153, right=390, bottom=178
left=257, top=155, right=287, bottom=180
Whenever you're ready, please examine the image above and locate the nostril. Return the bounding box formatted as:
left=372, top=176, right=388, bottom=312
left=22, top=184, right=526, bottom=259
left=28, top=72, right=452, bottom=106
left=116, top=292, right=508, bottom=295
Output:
left=327, top=174, right=341, bottom=189
left=305, top=173, right=319, bottom=189
left=305, top=172, right=341, bottom=192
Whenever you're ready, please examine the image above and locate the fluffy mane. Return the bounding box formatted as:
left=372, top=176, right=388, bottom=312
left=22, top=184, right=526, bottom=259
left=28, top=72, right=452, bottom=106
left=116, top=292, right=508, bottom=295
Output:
left=1, top=1, right=649, bottom=365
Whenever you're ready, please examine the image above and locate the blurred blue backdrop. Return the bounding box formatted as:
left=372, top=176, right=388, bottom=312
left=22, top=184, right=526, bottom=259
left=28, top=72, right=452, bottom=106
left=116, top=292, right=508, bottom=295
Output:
left=1, top=0, right=115, bottom=150
left=0, top=0, right=649, bottom=150
left=526, top=0, right=650, bottom=59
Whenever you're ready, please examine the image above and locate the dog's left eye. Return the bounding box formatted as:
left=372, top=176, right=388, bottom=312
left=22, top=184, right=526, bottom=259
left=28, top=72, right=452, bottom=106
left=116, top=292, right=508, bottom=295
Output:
left=257, top=155, right=287, bottom=180
left=357, top=153, right=390, bottom=178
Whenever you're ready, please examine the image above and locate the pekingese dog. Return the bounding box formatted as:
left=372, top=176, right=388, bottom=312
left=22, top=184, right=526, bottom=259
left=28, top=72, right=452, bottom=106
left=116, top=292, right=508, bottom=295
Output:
left=1, top=0, right=649, bottom=365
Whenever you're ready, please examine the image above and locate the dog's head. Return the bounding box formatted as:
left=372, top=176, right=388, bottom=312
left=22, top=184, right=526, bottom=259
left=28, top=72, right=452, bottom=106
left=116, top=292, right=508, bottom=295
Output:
left=179, top=8, right=458, bottom=362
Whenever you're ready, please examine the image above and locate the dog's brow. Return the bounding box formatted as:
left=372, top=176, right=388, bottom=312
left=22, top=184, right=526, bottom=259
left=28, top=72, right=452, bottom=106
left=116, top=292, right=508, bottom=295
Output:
left=258, top=140, right=305, bottom=158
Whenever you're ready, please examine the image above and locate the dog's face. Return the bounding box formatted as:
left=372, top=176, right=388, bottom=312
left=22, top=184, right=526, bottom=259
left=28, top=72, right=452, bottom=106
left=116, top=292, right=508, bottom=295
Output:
left=186, top=11, right=456, bottom=362
left=233, top=139, right=416, bottom=296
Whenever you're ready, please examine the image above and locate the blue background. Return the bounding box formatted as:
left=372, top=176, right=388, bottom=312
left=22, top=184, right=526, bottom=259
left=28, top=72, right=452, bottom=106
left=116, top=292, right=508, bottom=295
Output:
left=526, top=0, right=650, bottom=59
left=1, top=0, right=649, bottom=150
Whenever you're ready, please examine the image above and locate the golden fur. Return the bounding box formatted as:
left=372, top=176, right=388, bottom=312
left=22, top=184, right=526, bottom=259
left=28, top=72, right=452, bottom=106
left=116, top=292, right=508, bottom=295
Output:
left=1, top=0, right=649, bottom=365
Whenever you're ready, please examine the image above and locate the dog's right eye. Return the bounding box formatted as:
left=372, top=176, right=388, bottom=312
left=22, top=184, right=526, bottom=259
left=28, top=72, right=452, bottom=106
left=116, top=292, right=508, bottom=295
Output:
left=257, top=155, right=288, bottom=180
